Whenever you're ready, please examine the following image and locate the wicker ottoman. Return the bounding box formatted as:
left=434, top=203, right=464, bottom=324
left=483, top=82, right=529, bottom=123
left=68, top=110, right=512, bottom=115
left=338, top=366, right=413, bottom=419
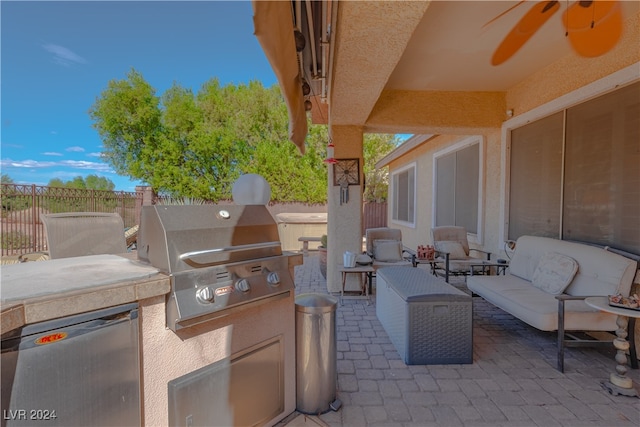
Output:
left=376, top=267, right=472, bottom=365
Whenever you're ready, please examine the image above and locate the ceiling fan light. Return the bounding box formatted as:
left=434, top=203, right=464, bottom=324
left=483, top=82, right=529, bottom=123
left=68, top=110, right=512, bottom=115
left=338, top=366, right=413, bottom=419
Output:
left=563, top=0, right=622, bottom=58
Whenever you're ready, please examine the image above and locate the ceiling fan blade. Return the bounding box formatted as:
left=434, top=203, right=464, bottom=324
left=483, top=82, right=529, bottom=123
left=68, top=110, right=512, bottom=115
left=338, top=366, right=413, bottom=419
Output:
left=563, top=0, right=623, bottom=58
left=482, top=0, right=527, bottom=29
left=491, top=0, right=560, bottom=66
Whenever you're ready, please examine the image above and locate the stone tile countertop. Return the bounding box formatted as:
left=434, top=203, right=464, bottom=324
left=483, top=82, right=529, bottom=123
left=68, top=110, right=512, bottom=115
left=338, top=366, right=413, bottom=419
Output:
left=0, top=254, right=169, bottom=333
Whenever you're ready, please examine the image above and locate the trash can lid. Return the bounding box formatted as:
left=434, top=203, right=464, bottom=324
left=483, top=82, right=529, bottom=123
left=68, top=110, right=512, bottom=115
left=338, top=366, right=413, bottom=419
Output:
left=295, top=293, right=337, bottom=313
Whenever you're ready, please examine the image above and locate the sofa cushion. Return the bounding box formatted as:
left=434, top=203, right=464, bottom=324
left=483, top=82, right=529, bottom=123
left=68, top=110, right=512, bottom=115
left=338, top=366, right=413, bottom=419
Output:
left=508, top=244, right=538, bottom=281
left=374, top=240, right=403, bottom=262
left=434, top=241, right=467, bottom=259
left=531, top=251, right=578, bottom=295
left=467, top=275, right=617, bottom=332
left=510, top=236, right=637, bottom=297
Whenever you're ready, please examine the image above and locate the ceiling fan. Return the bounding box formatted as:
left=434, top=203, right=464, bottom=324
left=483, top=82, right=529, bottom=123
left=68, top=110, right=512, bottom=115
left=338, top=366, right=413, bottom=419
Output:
left=489, top=0, right=623, bottom=66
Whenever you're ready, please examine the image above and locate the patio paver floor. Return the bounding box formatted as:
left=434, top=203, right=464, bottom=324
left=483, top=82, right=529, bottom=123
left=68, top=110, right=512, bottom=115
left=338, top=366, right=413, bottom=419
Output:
left=281, top=253, right=640, bottom=427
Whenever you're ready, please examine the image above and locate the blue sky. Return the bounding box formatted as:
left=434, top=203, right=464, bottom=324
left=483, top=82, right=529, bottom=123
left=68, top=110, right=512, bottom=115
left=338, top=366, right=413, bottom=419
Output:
left=1, top=0, right=278, bottom=191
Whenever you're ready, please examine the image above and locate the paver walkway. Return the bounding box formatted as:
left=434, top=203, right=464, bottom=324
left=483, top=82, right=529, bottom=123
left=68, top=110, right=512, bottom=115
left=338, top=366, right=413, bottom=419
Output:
left=282, top=253, right=640, bottom=427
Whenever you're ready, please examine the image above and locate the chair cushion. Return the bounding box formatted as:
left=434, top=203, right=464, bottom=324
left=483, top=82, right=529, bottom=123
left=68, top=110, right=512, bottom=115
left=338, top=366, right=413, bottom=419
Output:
left=374, top=240, right=403, bottom=262
left=434, top=241, right=467, bottom=259
left=531, top=251, right=578, bottom=295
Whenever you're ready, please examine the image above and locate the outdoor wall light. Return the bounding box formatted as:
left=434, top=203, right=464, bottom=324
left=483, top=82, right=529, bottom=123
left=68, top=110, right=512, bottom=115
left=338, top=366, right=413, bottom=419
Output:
left=506, top=109, right=514, bottom=117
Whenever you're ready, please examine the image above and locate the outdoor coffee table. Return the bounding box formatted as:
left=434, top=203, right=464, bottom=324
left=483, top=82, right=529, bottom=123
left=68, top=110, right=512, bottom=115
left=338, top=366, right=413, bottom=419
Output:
left=338, top=264, right=374, bottom=305
left=585, top=296, right=639, bottom=398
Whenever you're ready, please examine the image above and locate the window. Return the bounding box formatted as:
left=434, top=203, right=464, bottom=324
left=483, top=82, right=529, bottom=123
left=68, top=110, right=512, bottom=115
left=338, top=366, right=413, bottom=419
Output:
left=434, top=138, right=481, bottom=235
left=508, top=82, right=640, bottom=254
left=509, top=112, right=563, bottom=238
left=391, top=164, right=415, bottom=226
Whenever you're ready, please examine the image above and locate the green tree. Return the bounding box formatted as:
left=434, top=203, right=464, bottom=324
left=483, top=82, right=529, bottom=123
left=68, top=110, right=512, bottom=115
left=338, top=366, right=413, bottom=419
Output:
left=85, top=175, right=116, bottom=191
left=90, top=69, right=329, bottom=202
left=47, top=175, right=115, bottom=191
left=44, top=175, right=118, bottom=213
left=1, top=174, right=31, bottom=214
left=363, top=134, right=400, bottom=202
left=89, top=69, right=163, bottom=181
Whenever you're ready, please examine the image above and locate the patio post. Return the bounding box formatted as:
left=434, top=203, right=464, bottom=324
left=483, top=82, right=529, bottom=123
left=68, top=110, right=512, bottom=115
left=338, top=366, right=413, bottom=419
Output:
left=326, top=125, right=364, bottom=293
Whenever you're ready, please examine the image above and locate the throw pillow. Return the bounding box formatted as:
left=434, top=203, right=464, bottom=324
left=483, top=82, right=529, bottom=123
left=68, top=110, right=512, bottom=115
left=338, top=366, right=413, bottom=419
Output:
left=374, top=240, right=403, bottom=262
left=434, top=241, right=467, bottom=259
left=531, top=251, right=578, bottom=295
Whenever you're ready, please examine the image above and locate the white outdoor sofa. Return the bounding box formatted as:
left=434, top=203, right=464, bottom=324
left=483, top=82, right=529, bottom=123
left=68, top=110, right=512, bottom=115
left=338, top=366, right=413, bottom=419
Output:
left=467, top=235, right=638, bottom=372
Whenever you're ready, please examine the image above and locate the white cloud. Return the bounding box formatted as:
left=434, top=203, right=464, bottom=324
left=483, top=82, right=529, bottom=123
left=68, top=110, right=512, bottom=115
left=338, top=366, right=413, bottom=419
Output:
left=87, top=152, right=103, bottom=158
left=42, top=152, right=63, bottom=156
left=66, top=146, right=85, bottom=152
left=42, top=43, right=87, bottom=67
left=60, top=160, right=112, bottom=172
left=1, top=159, right=57, bottom=168
left=1, top=158, right=112, bottom=173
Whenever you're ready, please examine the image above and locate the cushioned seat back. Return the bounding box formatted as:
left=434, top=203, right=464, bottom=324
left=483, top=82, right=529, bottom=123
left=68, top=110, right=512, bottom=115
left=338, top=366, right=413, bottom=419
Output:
left=366, top=227, right=402, bottom=255
left=509, top=236, right=637, bottom=297
left=431, top=226, right=470, bottom=255
left=42, top=212, right=127, bottom=259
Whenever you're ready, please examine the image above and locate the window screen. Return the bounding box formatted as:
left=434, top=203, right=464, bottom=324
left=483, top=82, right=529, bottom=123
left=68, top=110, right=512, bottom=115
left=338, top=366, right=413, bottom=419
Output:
left=435, top=142, right=479, bottom=233
left=508, top=82, right=639, bottom=254
left=392, top=166, right=415, bottom=224
left=563, top=82, right=640, bottom=252
left=509, top=112, right=563, bottom=238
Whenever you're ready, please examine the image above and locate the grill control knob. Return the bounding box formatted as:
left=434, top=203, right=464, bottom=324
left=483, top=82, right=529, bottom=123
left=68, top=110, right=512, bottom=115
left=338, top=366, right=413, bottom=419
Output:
left=266, top=271, right=280, bottom=286
left=235, top=278, right=250, bottom=292
left=196, top=286, right=215, bottom=304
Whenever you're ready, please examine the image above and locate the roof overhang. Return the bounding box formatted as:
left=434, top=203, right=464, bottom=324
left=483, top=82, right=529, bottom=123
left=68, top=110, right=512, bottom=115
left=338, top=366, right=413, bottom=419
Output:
left=252, top=0, right=307, bottom=154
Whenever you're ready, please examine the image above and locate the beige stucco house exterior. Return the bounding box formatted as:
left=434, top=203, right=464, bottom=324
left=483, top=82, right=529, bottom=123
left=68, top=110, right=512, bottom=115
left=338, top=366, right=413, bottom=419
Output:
left=378, top=60, right=639, bottom=261
left=254, top=1, right=640, bottom=293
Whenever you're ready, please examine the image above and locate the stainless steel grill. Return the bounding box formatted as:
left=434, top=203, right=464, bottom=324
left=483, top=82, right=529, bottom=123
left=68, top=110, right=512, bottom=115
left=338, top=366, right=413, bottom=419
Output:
left=138, top=204, right=295, bottom=331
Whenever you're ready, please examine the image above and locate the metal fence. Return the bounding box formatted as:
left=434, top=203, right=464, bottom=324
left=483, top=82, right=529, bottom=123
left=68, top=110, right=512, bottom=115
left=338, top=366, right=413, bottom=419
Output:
left=1, top=184, right=142, bottom=256
left=1, top=183, right=387, bottom=257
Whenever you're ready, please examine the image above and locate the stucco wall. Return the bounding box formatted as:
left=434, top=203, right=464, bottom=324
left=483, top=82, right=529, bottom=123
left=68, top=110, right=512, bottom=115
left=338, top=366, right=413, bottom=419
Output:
left=139, top=293, right=296, bottom=427
left=385, top=10, right=639, bottom=259
left=387, top=130, right=502, bottom=256
left=327, top=125, right=365, bottom=293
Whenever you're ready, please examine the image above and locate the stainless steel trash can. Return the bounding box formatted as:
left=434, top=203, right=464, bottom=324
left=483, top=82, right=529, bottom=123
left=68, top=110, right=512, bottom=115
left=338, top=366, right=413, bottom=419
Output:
left=295, top=293, right=338, bottom=414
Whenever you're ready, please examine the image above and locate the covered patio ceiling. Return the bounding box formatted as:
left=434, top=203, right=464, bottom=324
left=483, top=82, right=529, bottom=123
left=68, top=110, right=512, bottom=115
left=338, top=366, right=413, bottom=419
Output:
left=256, top=0, right=640, bottom=143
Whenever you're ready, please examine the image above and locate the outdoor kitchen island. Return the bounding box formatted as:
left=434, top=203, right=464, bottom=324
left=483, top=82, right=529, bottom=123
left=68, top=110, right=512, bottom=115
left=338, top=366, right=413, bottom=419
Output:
left=1, top=250, right=302, bottom=427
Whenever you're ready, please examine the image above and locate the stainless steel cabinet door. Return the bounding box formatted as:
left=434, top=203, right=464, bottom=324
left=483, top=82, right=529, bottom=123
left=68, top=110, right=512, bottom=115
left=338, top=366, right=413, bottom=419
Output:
left=1, top=304, right=140, bottom=427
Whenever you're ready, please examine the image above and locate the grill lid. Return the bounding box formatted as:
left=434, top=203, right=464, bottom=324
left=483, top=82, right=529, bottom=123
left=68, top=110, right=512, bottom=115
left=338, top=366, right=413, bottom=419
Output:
left=138, top=204, right=282, bottom=273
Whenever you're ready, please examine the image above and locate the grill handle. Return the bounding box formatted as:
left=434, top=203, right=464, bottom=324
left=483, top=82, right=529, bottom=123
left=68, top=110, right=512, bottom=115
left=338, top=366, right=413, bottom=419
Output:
left=179, top=241, right=281, bottom=267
